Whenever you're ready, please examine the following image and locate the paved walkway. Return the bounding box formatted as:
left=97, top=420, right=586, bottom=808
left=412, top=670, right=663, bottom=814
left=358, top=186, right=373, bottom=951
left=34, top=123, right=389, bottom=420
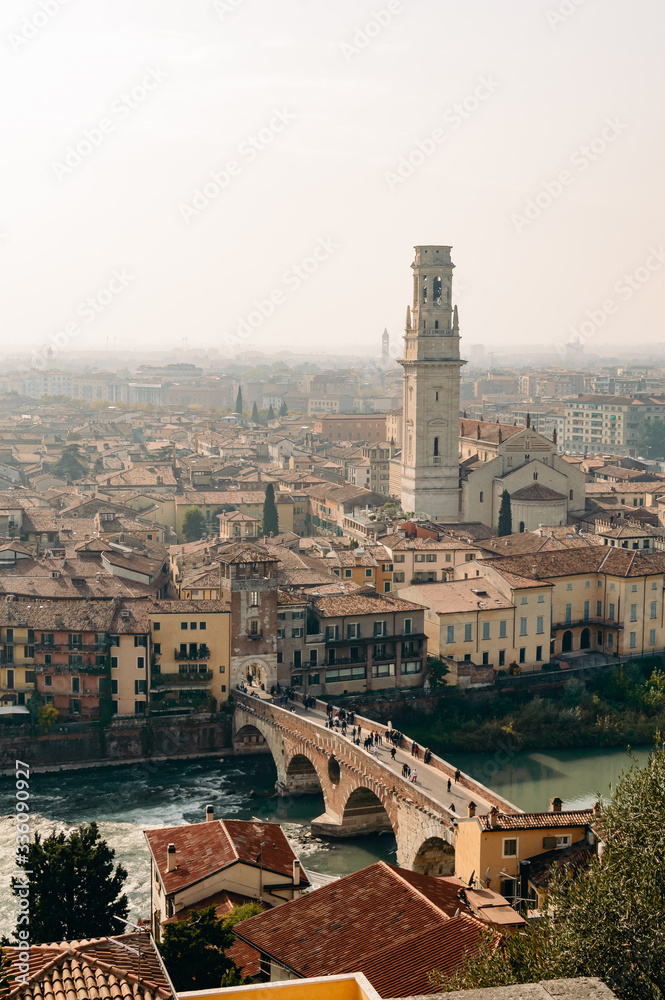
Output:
left=241, top=686, right=498, bottom=819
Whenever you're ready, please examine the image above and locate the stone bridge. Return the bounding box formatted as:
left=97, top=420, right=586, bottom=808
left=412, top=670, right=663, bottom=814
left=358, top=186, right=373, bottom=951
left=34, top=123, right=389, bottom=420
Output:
left=233, top=692, right=519, bottom=874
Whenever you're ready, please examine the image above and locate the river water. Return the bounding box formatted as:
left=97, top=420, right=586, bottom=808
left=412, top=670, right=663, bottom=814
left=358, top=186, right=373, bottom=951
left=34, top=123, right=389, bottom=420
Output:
left=0, top=744, right=651, bottom=935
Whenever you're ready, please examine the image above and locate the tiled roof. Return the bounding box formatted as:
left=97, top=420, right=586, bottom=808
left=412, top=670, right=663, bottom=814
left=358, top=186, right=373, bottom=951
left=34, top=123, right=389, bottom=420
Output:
left=524, top=839, right=595, bottom=890
left=6, top=934, right=173, bottom=1000
left=401, top=580, right=514, bottom=614
left=313, top=592, right=426, bottom=617
left=459, top=418, right=526, bottom=443
left=144, top=819, right=307, bottom=896
left=510, top=484, right=567, bottom=502
left=485, top=546, right=665, bottom=581
left=479, top=809, right=593, bottom=831
left=233, top=861, right=486, bottom=998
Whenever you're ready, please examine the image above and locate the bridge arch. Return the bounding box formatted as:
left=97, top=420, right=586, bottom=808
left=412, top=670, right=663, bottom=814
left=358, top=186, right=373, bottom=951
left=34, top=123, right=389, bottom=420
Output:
left=411, top=836, right=455, bottom=876
left=340, top=783, right=395, bottom=837
left=233, top=723, right=270, bottom=754
left=284, top=750, right=326, bottom=797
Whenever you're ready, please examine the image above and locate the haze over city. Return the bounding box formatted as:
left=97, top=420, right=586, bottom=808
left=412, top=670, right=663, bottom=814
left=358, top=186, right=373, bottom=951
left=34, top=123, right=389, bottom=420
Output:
left=3, top=0, right=665, bottom=361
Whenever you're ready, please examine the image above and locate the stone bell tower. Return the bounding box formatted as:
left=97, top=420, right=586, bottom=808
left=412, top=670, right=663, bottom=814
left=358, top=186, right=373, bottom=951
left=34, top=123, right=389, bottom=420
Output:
left=399, top=245, right=465, bottom=521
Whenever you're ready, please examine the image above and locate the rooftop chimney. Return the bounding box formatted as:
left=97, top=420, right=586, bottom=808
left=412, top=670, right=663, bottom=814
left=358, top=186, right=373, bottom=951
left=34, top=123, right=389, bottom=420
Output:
left=167, top=843, right=176, bottom=872
left=593, top=800, right=602, bottom=818
left=467, top=801, right=476, bottom=818
left=550, top=797, right=563, bottom=813
left=292, top=859, right=301, bottom=886
left=489, top=806, right=499, bottom=828
left=206, top=804, right=214, bottom=822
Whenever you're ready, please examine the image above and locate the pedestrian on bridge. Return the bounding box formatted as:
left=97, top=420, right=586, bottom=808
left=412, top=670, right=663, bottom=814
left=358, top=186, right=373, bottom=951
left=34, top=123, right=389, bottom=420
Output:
left=454, top=768, right=461, bottom=784
left=352, top=726, right=356, bottom=741
left=411, top=769, right=418, bottom=783
left=447, top=777, right=451, bottom=794
left=390, top=746, right=396, bottom=761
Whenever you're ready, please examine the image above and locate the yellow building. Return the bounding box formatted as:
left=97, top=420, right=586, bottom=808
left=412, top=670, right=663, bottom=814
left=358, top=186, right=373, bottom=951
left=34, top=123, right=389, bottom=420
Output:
left=180, top=973, right=380, bottom=1000
left=149, top=599, right=231, bottom=709
left=454, top=801, right=594, bottom=902
left=0, top=621, right=35, bottom=707
left=109, top=602, right=151, bottom=717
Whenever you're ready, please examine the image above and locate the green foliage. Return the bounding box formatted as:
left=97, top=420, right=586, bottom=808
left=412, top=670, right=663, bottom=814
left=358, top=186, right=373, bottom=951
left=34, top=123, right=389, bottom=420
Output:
left=267, top=404, right=275, bottom=421
left=637, top=417, right=665, bottom=460
left=182, top=505, right=207, bottom=542
left=224, top=901, right=264, bottom=926
left=12, top=822, right=128, bottom=943
left=262, top=482, right=279, bottom=537
left=279, top=401, right=288, bottom=416
left=434, top=742, right=665, bottom=999
left=37, top=704, right=58, bottom=732
left=53, top=444, right=87, bottom=481
left=159, top=905, right=244, bottom=991
left=251, top=402, right=259, bottom=423
left=234, top=387, right=243, bottom=414
left=497, top=489, right=512, bottom=536
left=427, top=657, right=449, bottom=689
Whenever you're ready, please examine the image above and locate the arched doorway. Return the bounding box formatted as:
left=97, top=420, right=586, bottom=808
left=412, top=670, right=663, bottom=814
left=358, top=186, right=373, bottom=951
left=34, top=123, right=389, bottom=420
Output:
left=412, top=837, right=455, bottom=876
left=562, top=630, right=573, bottom=653
left=580, top=628, right=591, bottom=650
left=341, top=786, right=393, bottom=836
left=285, top=754, right=323, bottom=796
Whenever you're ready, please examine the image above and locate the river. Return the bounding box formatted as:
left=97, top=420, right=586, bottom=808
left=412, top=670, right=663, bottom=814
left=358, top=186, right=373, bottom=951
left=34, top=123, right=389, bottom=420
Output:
left=0, top=744, right=651, bottom=935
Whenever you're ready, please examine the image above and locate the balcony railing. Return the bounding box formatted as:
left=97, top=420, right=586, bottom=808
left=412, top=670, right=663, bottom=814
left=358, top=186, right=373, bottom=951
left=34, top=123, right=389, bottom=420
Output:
left=247, top=632, right=263, bottom=640
left=173, top=646, right=210, bottom=660
left=151, top=670, right=213, bottom=688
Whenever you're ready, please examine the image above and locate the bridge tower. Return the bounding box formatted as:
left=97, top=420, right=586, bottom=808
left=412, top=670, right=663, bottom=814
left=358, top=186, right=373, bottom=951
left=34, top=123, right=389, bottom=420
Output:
left=399, top=245, right=466, bottom=521
left=218, top=542, right=279, bottom=690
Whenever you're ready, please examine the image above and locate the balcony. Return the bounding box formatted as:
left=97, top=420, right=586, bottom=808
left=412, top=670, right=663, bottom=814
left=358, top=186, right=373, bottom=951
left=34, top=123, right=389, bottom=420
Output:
left=151, top=670, right=212, bottom=689
left=247, top=632, right=263, bottom=641
left=173, top=645, right=210, bottom=660
left=325, top=655, right=367, bottom=667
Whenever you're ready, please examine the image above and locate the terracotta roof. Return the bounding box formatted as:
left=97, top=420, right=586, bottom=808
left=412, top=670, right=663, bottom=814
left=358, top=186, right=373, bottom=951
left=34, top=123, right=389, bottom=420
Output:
left=510, top=483, right=567, bottom=502
left=401, top=580, right=514, bottom=614
left=144, top=819, right=307, bottom=896
left=313, top=592, right=426, bottom=617
left=459, top=418, right=525, bottom=444
left=233, top=861, right=486, bottom=998
left=6, top=934, right=173, bottom=1000
left=486, top=547, right=665, bottom=581
left=479, top=809, right=593, bottom=831
left=525, top=839, right=595, bottom=890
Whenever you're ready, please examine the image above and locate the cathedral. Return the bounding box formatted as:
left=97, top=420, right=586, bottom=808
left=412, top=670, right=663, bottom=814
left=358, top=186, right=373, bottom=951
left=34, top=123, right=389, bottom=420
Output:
left=398, top=245, right=585, bottom=530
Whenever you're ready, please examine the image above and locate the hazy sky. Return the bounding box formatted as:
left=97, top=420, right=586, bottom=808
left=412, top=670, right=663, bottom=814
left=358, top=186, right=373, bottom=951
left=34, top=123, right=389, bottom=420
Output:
left=3, top=0, right=665, bottom=365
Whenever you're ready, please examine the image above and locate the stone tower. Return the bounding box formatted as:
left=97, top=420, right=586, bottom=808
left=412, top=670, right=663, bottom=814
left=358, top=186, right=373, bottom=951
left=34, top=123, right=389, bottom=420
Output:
left=399, top=245, right=465, bottom=521
left=381, top=328, right=390, bottom=368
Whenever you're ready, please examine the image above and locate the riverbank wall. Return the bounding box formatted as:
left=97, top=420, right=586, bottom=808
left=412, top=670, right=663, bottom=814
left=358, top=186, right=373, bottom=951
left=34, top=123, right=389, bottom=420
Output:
left=0, top=712, right=234, bottom=774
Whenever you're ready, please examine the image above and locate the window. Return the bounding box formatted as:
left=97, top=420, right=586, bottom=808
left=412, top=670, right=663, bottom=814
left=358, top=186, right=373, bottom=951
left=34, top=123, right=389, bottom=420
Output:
left=649, top=629, right=656, bottom=646
left=277, top=611, right=286, bottom=621
left=250, top=591, right=259, bottom=606
left=519, top=647, right=526, bottom=663
left=583, top=601, right=590, bottom=621
left=630, top=631, right=637, bottom=649
left=44, top=674, right=53, bottom=687
left=153, top=621, right=160, bottom=631
left=536, top=645, right=543, bottom=661
left=482, top=622, right=490, bottom=640
left=111, top=656, right=118, bottom=669
left=499, top=620, right=507, bottom=638
left=479, top=491, right=484, bottom=503
left=134, top=635, right=147, bottom=647
left=404, top=618, right=412, bottom=635
left=292, top=627, right=303, bottom=638
left=347, top=623, right=359, bottom=639
left=41, top=632, right=53, bottom=646
left=249, top=620, right=259, bottom=636
left=520, top=596, right=528, bottom=605
left=566, top=583, right=572, bottom=591
left=632, top=584, right=638, bottom=592
left=536, top=617, right=544, bottom=634
left=71, top=677, right=80, bottom=694
left=135, top=679, right=146, bottom=695
left=374, top=621, right=386, bottom=638
left=189, top=622, right=197, bottom=630
left=69, top=699, right=81, bottom=715
left=135, top=701, right=145, bottom=715
left=199, top=621, right=207, bottom=630
left=520, top=618, right=527, bottom=636
left=651, top=602, right=657, bottom=619
left=503, top=838, right=518, bottom=858
left=372, top=662, right=396, bottom=678
left=69, top=654, right=83, bottom=667
left=5, top=628, right=13, bottom=642
left=69, top=633, right=82, bottom=648
left=499, top=650, right=505, bottom=666
left=609, top=603, right=615, bottom=621
left=565, top=603, right=572, bottom=624
left=137, top=657, right=145, bottom=669
left=153, top=642, right=161, bottom=655
left=464, top=623, right=472, bottom=642
left=630, top=604, right=637, bottom=622
left=585, top=580, right=591, bottom=588
left=447, top=625, right=455, bottom=643
left=597, top=601, right=602, bottom=616
left=24, top=645, right=34, bottom=658
left=652, top=581, right=658, bottom=590
left=180, top=622, right=188, bottom=630
left=402, top=660, right=422, bottom=674
left=325, top=625, right=339, bottom=641
left=537, top=594, right=544, bottom=603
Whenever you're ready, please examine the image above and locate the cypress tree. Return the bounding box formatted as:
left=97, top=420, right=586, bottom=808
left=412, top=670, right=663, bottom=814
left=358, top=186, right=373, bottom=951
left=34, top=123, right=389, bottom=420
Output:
left=267, top=404, right=275, bottom=421
left=251, top=402, right=259, bottom=423
left=279, top=401, right=288, bottom=416
left=234, top=387, right=243, bottom=414
left=262, top=482, right=279, bottom=537
left=497, top=489, right=512, bottom=536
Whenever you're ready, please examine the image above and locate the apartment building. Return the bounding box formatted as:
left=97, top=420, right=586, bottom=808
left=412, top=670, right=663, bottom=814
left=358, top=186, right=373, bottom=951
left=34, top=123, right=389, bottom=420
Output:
left=563, top=395, right=665, bottom=456
left=381, top=535, right=481, bottom=590
left=313, top=414, right=387, bottom=443
left=149, top=599, right=231, bottom=709
left=298, top=592, right=427, bottom=696
left=109, top=602, right=151, bottom=716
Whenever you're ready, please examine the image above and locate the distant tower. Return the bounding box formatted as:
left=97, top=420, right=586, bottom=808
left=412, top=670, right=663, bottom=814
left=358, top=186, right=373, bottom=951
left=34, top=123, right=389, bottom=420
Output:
left=381, top=328, right=390, bottom=368
left=399, top=245, right=466, bottom=521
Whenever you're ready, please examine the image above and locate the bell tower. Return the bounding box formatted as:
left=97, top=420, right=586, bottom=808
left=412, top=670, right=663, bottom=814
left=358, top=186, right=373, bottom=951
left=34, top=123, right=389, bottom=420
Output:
left=399, top=245, right=465, bottom=521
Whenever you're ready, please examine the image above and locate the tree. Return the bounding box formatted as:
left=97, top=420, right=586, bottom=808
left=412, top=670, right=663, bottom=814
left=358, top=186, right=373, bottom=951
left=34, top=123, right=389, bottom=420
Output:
left=497, top=489, right=512, bottom=536
left=182, top=505, right=207, bottom=541
left=159, top=905, right=244, bottom=991
left=37, top=704, right=58, bottom=733
left=234, top=387, right=243, bottom=414
left=12, top=823, right=127, bottom=943
left=433, top=741, right=665, bottom=999
left=262, top=483, right=279, bottom=537
left=279, top=401, right=288, bottom=417
left=53, top=444, right=86, bottom=481
left=637, top=418, right=665, bottom=460
left=267, top=404, right=275, bottom=421
left=251, top=402, right=259, bottom=423
left=427, top=657, right=449, bottom=689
